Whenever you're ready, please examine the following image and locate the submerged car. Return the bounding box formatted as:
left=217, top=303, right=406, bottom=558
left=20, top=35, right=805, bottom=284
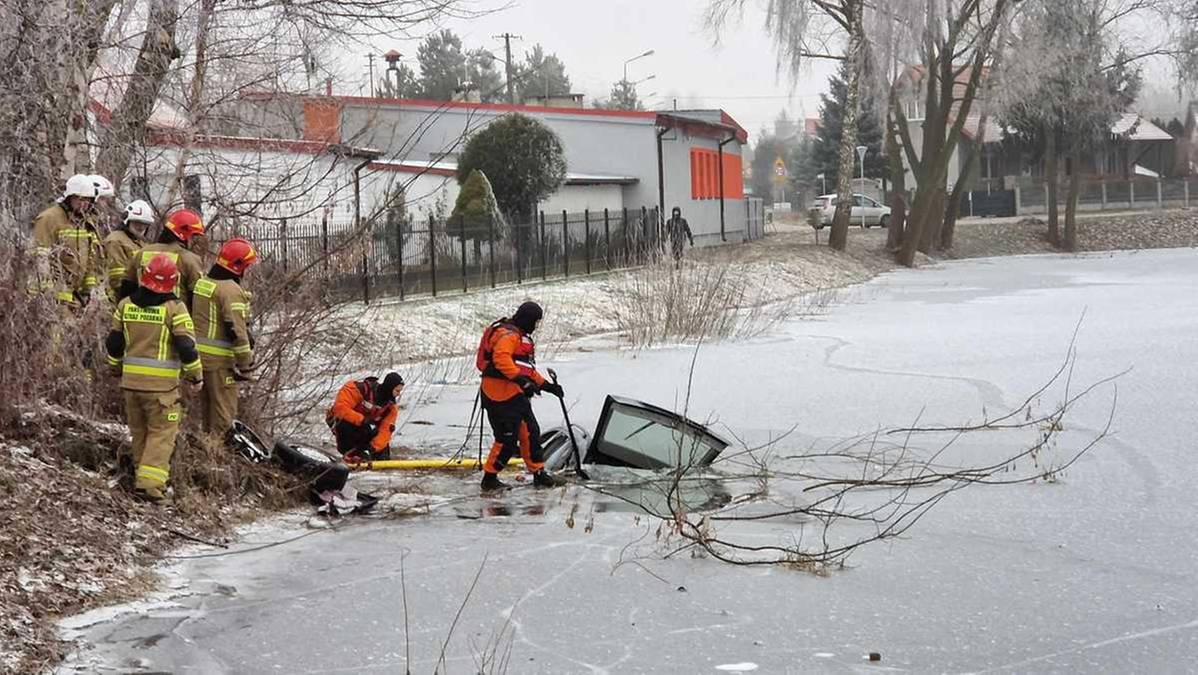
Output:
left=234, top=395, right=731, bottom=476
left=809, top=193, right=891, bottom=229
left=541, top=395, right=729, bottom=472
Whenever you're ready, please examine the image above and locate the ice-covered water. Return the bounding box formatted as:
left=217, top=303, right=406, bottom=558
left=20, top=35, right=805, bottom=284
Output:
left=59, top=249, right=1198, bottom=673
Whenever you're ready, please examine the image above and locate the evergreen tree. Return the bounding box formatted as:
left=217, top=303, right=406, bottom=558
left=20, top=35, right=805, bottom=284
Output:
left=813, top=61, right=885, bottom=184
left=415, top=29, right=466, bottom=100
left=448, top=169, right=503, bottom=261
left=466, top=49, right=504, bottom=102
left=515, top=44, right=572, bottom=102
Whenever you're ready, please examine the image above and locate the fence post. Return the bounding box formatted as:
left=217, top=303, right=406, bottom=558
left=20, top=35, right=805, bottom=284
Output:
left=515, top=218, right=523, bottom=285
left=1157, top=179, right=1163, bottom=208
left=641, top=206, right=650, bottom=261
left=1129, top=180, right=1136, bottom=208
left=460, top=218, right=468, bottom=293
left=540, top=211, right=547, bottom=281
left=397, top=217, right=405, bottom=301
left=561, top=210, right=569, bottom=278
left=603, top=208, right=611, bottom=271
left=1187, top=180, right=1191, bottom=209
left=1101, top=181, right=1107, bottom=210
left=281, top=219, right=289, bottom=274
left=321, top=215, right=329, bottom=277
left=361, top=243, right=370, bottom=306
left=584, top=209, right=591, bottom=275
left=622, top=207, right=629, bottom=261
left=429, top=214, right=437, bottom=297
left=488, top=216, right=496, bottom=288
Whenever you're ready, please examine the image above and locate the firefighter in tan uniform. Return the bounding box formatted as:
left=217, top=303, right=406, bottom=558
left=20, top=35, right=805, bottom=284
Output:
left=119, top=208, right=205, bottom=307
left=31, top=174, right=102, bottom=306
left=103, top=200, right=153, bottom=301
left=105, top=254, right=203, bottom=503
left=192, top=238, right=258, bottom=435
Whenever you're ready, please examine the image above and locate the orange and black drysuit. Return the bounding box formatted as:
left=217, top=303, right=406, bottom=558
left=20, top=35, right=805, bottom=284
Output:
left=479, top=303, right=558, bottom=478
left=325, top=373, right=402, bottom=461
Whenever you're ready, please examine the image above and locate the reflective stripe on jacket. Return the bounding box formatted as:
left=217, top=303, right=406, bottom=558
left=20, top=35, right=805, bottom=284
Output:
left=109, top=298, right=203, bottom=391
left=192, top=277, right=254, bottom=370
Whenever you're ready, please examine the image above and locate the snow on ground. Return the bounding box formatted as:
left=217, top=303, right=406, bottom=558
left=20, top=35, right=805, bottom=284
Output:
left=59, top=247, right=1198, bottom=672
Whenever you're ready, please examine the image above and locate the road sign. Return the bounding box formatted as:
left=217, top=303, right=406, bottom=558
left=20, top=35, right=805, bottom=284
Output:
left=771, top=157, right=788, bottom=184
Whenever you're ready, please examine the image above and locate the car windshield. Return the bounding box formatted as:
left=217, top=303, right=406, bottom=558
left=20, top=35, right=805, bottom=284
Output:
left=585, top=396, right=729, bottom=470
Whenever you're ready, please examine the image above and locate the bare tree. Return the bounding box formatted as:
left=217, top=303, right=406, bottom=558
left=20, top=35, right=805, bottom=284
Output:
left=706, top=0, right=866, bottom=252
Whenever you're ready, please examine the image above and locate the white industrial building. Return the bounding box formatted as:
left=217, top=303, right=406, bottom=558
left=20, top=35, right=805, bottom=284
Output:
left=129, top=93, right=757, bottom=245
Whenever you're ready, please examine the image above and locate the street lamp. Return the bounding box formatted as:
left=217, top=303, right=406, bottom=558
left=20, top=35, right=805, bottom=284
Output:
left=623, top=49, right=655, bottom=83
left=855, top=145, right=868, bottom=229
left=631, top=74, right=656, bottom=86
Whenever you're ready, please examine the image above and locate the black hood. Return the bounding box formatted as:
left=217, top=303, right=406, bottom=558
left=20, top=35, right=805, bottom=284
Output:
left=131, top=286, right=174, bottom=308
left=208, top=264, right=240, bottom=282
left=376, top=372, right=404, bottom=405
left=511, top=301, right=543, bottom=334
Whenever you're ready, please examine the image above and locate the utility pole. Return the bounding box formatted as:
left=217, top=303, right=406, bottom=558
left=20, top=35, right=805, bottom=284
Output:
left=366, top=53, right=376, bottom=97
left=494, top=32, right=522, bottom=104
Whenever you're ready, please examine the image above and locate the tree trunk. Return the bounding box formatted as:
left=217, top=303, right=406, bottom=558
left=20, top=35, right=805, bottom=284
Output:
left=918, top=186, right=945, bottom=253
left=163, top=0, right=217, bottom=210
left=885, top=107, right=907, bottom=252
left=1064, top=150, right=1082, bottom=252
left=827, top=0, right=864, bottom=252
left=941, top=148, right=981, bottom=251
left=61, top=0, right=119, bottom=178
left=1044, top=125, right=1059, bottom=247
left=94, top=0, right=181, bottom=191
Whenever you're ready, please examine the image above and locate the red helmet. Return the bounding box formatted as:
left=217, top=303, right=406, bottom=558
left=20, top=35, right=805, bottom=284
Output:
left=216, top=238, right=258, bottom=276
left=164, top=209, right=205, bottom=243
left=140, top=254, right=179, bottom=294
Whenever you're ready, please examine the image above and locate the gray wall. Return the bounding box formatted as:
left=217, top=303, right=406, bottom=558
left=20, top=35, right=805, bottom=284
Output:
left=278, top=99, right=748, bottom=246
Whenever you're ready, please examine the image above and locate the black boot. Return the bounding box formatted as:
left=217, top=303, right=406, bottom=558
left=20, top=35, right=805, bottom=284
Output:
left=480, top=473, right=509, bottom=492
left=533, top=471, right=565, bottom=488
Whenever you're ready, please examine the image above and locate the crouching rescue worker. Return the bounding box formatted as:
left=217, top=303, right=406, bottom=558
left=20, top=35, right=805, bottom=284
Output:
left=104, top=200, right=153, bottom=301
left=476, top=301, right=565, bottom=491
left=105, top=254, right=203, bottom=503
left=120, top=208, right=205, bottom=306
left=192, top=238, right=257, bottom=436
left=326, top=373, right=404, bottom=462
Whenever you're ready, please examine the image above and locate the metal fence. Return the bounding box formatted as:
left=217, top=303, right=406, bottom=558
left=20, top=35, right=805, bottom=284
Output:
left=254, top=207, right=664, bottom=303
left=1012, top=177, right=1198, bottom=215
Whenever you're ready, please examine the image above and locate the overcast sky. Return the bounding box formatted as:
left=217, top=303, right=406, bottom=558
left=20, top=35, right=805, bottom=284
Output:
left=351, top=0, right=839, bottom=143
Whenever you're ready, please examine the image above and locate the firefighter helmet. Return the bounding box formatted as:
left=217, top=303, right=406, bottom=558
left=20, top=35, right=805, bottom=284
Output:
left=124, top=200, right=156, bottom=226
left=216, top=238, right=258, bottom=276
left=140, top=254, right=179, bottom=294
left=163, top=208, right=205, bottom=243
left=63, top=174, right=97, bottom=200
left=90, top=175, right=115, bottom=199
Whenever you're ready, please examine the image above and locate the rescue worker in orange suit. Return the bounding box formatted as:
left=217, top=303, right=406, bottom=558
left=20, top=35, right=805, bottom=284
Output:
left=326, top=373, right=404, bottom=462
left=192, top=238, right=257, bottom=436
left=31, top=173, right=102, bottom=306
left=119, top=208, right=205, bottom=307
left=104, top=200, right=153, bottom=302
left=105, top=254, right=203, bottom=503
left=477, top=301, right=566, bottom=491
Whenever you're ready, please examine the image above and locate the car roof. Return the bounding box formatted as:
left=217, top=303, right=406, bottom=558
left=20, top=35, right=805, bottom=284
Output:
left=818, top=193, right=870, bottom=199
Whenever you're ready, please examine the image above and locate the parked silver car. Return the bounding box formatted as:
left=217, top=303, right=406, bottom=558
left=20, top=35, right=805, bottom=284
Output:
left=809, top=193, right=891, bottom=229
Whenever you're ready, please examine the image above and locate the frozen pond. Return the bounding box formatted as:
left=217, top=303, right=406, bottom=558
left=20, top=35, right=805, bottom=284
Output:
left=60, top=249, right=1198, bottom=673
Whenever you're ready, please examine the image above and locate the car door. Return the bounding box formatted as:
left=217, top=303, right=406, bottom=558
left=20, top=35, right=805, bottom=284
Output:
left=862, top=195, right=882, bottom=225
left=850, top=194, right=865, bottom=225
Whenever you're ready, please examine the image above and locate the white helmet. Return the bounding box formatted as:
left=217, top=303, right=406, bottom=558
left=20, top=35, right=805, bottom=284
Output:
left=63, top=173, right=97, bottom=199
left=90, top=174, right=115, bottom=199
left=124, top=199, right=156, bottom=225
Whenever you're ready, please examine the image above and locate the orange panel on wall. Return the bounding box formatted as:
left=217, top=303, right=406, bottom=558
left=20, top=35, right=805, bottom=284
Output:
left=303, top=100, right=342, bottom=143
left=722, top=153, right=744, bottom=199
